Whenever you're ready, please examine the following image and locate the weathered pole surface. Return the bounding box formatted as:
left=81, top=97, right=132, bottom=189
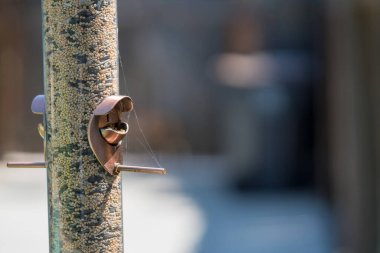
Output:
left=42, top=1, right=122, bottom=252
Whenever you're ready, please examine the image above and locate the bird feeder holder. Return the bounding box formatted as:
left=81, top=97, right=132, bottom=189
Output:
left=8, top=95, right=166, bottom=176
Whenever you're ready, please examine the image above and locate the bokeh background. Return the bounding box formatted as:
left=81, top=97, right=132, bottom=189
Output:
left=0, top=0, right=379, bottom=252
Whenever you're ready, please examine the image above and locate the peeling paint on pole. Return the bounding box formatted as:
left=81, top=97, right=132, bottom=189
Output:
left=42, top=0, right=123, bottom=252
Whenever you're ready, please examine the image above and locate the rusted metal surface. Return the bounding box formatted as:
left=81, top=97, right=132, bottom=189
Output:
left=93, top=95, right=133, bottom=116
left=95, top=96, right=132, bottom=146
left=87, top=96, right=132, bottom=175
left=88, top=95, right=167, bottom=176
left=100, top=122, right=128, bottom=146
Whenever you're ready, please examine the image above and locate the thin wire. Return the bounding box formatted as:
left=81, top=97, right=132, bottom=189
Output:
left=118, top=55, right=130, bottom=164
left=132, top=109, right=162, bottom=167
left=119, top=55, right=162, bottom=168
left=119, top=55, right=131, bottom=124
left=118, top=55, right=129, bottom=93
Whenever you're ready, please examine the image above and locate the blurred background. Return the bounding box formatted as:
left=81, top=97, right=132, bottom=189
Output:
left=0, top=0, right=379, bottom=252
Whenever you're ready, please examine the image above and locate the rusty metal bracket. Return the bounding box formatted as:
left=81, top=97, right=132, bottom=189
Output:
left=88, top=95, right=166, bottom=175
left=88, top=95, right=133, bottom=175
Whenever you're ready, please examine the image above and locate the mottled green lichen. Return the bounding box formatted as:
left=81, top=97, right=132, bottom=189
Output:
left=42, top=0, right=122, bottom=252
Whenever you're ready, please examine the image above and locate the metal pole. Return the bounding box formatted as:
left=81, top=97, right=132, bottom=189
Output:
left=42, top=1, right=122, bottom=252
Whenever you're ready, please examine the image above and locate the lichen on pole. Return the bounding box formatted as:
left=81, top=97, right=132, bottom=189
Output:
left=42, top=0, right=123, bottom=252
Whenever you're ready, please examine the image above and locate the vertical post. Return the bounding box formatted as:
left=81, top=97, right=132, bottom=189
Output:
left=42, top=1, right=123, bottom=252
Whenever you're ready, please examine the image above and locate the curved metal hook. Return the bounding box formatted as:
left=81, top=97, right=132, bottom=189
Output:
left=88, top=96, right=133, bottom=175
